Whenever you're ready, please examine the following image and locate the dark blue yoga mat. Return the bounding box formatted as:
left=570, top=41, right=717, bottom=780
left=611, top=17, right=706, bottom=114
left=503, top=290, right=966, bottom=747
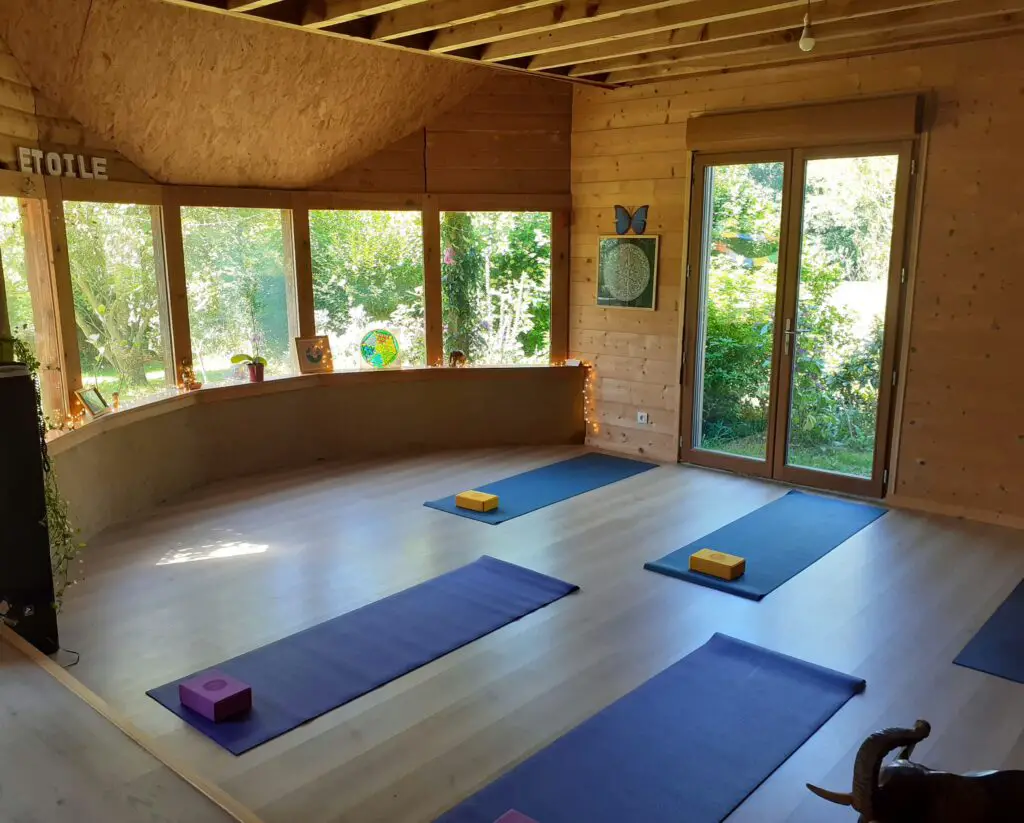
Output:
left=955, top=578, right=1024, bottom=683
left=425, top=453, right=657, bottom=524
left=645, top=489, right=886, bottom=601
left=436, top=633, right=865, bottom=823
left=148, top=556, right=578, bottom=754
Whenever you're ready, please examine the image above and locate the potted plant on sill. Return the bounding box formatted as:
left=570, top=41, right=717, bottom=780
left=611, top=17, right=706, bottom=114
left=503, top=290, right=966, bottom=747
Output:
left=231, top=352, right=267, bottom=383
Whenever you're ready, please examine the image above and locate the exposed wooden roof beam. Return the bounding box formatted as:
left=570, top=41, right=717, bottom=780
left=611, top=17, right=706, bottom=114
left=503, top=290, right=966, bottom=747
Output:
left=568, top=0, right=999, bottom=76
left=303, top=0, right=431, bottom=28
left=227, top=0, right=287, bottom=11
left=480, top=0, right=807, bottom=62
left=372, top=1, right=558, bottom=41
left=427, top=0, right=685, bottom=53
left=534, top=0, right=954, bottom=73
left=608, top=11, right=1024, bottom=82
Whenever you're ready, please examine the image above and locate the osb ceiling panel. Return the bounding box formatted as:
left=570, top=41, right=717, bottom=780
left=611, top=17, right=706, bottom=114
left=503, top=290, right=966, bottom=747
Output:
left=0, top=0, right=491, bottom=187
left=154, top=0, right=1024, bottom=88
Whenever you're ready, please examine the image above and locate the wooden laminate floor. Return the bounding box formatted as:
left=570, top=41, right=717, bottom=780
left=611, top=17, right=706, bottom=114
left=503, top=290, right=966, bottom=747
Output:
left=0, top=635, right=236, bottom=823
left=53, top=447, right=1024, bottom=822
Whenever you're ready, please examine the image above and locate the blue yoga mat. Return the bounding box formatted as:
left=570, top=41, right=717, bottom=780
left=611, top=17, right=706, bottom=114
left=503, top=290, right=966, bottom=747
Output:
left=148, top=556, right=578, bottom=754
left=425, top=453, right=657, bottom=525
left=955, top=578, right=1024, bottom=683
left=436, top=633, right=864, bottom=823
left=645, top=489, right=886, bottom=601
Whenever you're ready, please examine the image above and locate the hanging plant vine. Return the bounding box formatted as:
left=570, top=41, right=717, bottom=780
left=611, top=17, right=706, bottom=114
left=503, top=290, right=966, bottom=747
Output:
left=12, top=335, right=85, bottom=612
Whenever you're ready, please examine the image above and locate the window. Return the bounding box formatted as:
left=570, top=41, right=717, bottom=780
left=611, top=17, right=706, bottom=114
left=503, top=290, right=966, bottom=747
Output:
left=440, top=211, right=551, bottom=366
left=1, top=197, right=32, bottom=349
left=310, top=210, right=424, bottom=369
left=2, top=196, right=65, bottom=419
left=65, top=201, right=174, bottom=408
left=181, top=207, right=296, bottom=385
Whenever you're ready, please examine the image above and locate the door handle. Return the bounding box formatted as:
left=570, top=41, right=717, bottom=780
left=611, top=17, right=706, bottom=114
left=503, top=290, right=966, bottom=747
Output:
left=783, top=318, right=810, bottom=355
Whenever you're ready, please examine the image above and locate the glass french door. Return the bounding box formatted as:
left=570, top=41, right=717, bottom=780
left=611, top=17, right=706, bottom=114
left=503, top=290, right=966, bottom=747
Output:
left=681, top=143, right=913, bottom=497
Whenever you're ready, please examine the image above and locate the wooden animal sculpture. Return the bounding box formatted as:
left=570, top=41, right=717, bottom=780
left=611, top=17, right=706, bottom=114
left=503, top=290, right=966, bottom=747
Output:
left=807, top=720, right=1024, bottom=822
left=449, top=349, right=467, bottom=368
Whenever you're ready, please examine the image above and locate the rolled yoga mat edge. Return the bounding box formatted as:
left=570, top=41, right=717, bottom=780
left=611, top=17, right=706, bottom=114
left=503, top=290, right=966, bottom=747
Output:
left=645, top=489, right=886, bottom=600
left=434, top=632, right=865, bottom=823
left=147, top=556, right=578, bottom=754
left=424, top=452, right=658, bottom=524
left=954, top=578, right=1024, bottom=684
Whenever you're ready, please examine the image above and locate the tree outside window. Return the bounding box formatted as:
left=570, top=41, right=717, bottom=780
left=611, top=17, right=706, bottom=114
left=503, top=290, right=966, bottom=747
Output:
left=64, top=201, right=174, bottom=408
left=441, top=211, right=551, bottom=366
left=181, top=207, right=295, bottom=385
left=0, top=197, right=32, bottom=351
left=310, top=210, right=425, bottom=369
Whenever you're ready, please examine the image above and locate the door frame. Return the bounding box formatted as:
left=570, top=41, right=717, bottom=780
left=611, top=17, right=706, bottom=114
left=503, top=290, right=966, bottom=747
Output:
left=680, top=150, right=794, bottom=479
left=679, top=141, right=916, bottom=498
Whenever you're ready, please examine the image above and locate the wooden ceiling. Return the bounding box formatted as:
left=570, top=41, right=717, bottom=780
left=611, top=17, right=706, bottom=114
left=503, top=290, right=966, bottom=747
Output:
left=162, top=0, right=1024, bottom=86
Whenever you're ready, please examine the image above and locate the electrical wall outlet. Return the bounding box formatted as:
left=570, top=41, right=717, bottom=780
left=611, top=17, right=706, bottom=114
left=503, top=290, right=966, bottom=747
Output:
left=637, top=411, right=650, bottom=425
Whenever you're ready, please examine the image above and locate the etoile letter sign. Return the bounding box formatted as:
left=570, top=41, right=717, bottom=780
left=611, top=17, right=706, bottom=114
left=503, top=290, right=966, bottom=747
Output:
left=17, top=147, right=108, bottom=180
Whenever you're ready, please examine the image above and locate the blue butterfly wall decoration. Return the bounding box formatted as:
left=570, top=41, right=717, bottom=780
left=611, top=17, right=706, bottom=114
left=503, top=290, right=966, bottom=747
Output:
left=614, top=204, right=649, bottom=235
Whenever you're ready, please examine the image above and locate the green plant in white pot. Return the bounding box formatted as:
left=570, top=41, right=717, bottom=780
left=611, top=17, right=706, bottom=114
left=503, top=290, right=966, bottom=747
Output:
left=231, top=352, right=267, bottom=383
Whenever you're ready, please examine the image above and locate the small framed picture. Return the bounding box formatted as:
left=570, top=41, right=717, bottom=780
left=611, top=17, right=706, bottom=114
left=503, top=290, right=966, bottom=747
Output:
left=597, top=235, right=659, bottom=310
left=76, top=386, right=110, bottom=418
left=295, top=335, right=334, bottom=374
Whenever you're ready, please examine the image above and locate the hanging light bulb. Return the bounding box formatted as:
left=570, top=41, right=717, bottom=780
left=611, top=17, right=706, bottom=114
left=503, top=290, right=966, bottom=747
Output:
left=799, top=7, right=816, bottom=52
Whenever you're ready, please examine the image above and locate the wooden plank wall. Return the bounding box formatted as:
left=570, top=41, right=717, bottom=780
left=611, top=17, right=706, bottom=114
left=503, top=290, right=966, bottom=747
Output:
left=0, top=39, right=152, bottom=183
left=316, top=73, right=571, bottom=195
left=570, top=33, right=1024, bottom=524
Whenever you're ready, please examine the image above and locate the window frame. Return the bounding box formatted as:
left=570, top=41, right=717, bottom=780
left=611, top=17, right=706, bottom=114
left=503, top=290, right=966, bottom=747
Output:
left=0, top=171, right=68, bottom=422
left=1, top=168, right=570, bottom=428
left=62, top=195, right=177, bottom=410
left=308, top=205, right=429, bottom=371
left=438, top=207, right=558, bottom=368
left=177, top=202, right=303, bottom=386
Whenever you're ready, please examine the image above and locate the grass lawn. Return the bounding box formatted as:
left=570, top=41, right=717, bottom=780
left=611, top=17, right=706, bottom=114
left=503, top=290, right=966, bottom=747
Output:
left=702, top=432, right=873, bottom=478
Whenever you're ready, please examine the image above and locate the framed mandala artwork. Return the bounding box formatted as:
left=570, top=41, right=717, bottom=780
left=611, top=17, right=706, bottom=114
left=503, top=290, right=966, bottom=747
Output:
left=597, top=235, right=659, bottom=310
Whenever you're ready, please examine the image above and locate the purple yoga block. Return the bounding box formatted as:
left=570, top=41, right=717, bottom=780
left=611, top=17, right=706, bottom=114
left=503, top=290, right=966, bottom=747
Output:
left=494, top=813, right=539, bottom=823
left=179, top=671, right=252, bottom=722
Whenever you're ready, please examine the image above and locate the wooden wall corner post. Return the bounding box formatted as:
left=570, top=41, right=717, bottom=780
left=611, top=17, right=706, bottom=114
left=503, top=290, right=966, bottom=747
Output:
left=0, top=242, right=10, bottom=356
left=20, top=199, right=68, bottom=421
left=42, top=177, right=82, bottom=418
left=149, top=204, right=176, bottom=380
left=286, top=198, right=316, bottom=340
left=550, top=208, right=570, bottom=363
left=158, top=189, right=192, bottom=387
left=422, top=194, right=443, bottom=367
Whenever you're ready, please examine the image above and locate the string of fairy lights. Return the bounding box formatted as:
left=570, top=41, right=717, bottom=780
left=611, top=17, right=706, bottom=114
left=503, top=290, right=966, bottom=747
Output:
left=68, top=359, right=597, bottom=436
left=554, top=359, right=599, bottom=437
left=582, top=361, right=599, bottom=436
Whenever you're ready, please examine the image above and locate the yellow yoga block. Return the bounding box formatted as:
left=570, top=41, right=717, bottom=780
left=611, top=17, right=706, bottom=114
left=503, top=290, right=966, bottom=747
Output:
left=456, top=491, right=499, bottom=512
left=689, top=549, right=746, bottom=581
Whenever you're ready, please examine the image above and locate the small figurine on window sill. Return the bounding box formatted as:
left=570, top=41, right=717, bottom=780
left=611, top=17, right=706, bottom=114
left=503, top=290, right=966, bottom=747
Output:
left=178, top=362, right=202, bottom=392
left=449, top=350, right=468, bottom=368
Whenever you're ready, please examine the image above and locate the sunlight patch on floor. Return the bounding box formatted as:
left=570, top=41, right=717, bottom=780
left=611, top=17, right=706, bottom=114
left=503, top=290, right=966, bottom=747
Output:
left=157, top=540, right=269, bottom=566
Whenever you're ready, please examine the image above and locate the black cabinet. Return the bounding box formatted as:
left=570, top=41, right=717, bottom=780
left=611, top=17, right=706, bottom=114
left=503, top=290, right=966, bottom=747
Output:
left=0, top=365, right=59, bottom=653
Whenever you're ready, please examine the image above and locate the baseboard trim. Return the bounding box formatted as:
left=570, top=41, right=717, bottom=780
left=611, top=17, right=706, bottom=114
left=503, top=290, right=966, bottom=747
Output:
left=887, top=494, right=1024, bottom=531
left=0, top=626, right=266, bottom=823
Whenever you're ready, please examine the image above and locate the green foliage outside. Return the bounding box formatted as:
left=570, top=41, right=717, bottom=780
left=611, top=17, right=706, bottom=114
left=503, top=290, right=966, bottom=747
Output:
left=441, top=211, right=551, bottom=365
left=1, top=197, right=33, bottom=351
left=6, top=201, right=554, bottom=413
left=310, top=209, right=551, bottom=368
left=182, top=207, right=292, bottom=385
left=64, top=201, right=173, bottom=405
left=310, top=210, right=425, bottom=368
left=701, top=157, right=897, bottom=477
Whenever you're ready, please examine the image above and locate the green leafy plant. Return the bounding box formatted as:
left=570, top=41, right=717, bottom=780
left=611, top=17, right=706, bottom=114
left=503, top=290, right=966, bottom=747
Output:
left=229, top=353, right=267, bottom=367
left=11, top=334, right=85, bottom=613
left=698, top=158, right=895, bottom=477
